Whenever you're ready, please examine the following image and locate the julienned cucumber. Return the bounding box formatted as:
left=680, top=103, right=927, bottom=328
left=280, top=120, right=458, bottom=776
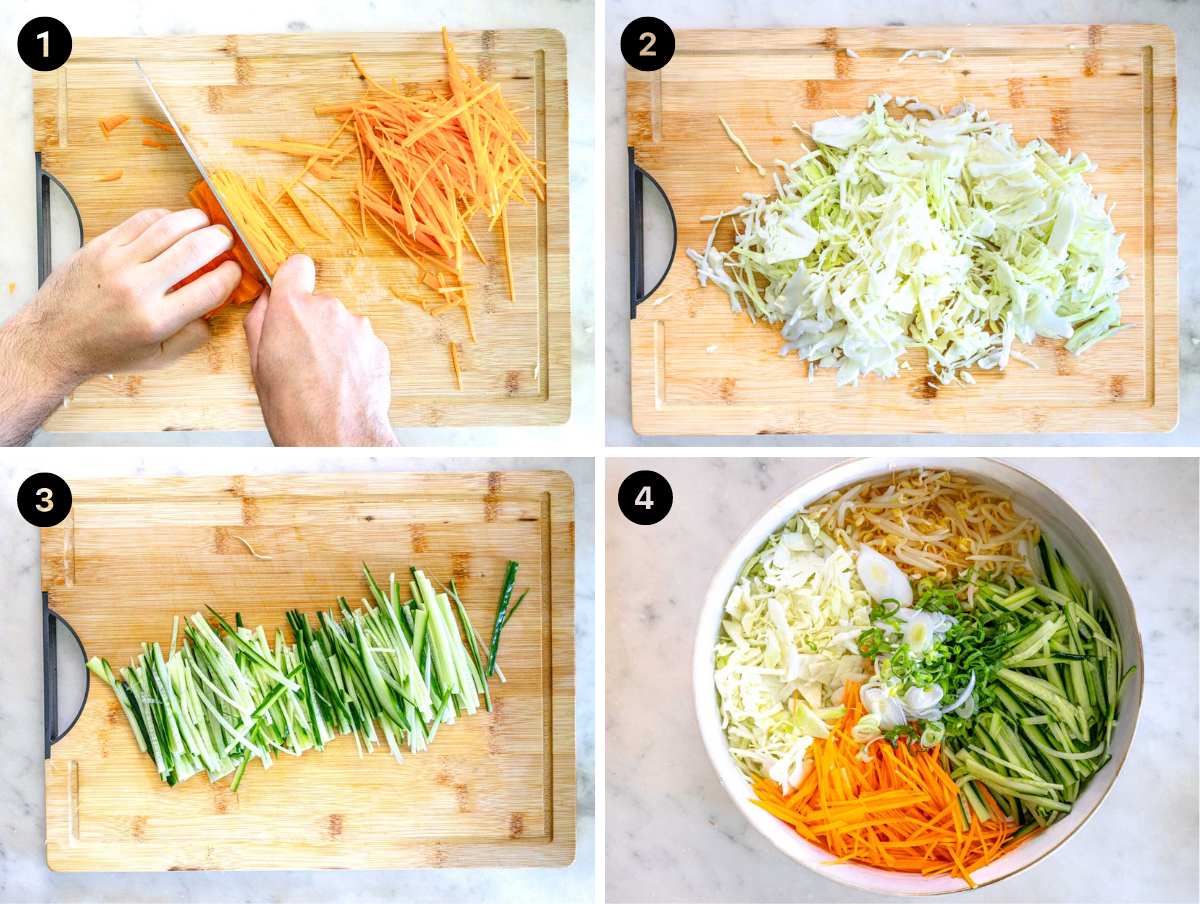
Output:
left=943, top=537, right=1135, bottom=829
left=86, top=564, right=514, bottom=790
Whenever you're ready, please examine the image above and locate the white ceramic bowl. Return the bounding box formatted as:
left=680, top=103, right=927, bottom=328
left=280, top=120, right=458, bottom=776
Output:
left=693, top=458, right=1144, bottom=896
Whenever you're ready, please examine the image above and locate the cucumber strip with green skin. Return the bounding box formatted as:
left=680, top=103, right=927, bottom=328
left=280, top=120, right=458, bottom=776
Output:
left=1070, top=602, right=1119, bottom=653
left=487, top=561, right=520, bottom=676
left=449, top=580, right=493, bottom=712
left=996, top=585, right=1040, bottom=611
left=935, top=537, right=1133, bottom=830
left=955, top=754, right=1064, bottom=794
left=1034, top=583, right=1073, bottom=608
left=1027, top=731, right=1106, bottom=762
left=229, top=751, right=251, bottom=792
left=414, top=574, right=461, bottom=700
left=354, top=611, right=407, bottom=726
left=362, top=563, right=389, bottom=610
left=434, top=591, right=479, bottom=713
left=87, top=658, right=148, bottom=753
left=966, top=742, right=1046, bottom=785
left=92, top=563, right=515, bottom=790
left=250, top=664, right=305, bottom=719
left=961, top=779, right=990, bottom=821
left=412, top=606, right=429, bottom=666
left=205, top=606, right=299, bottom=692
left=1002, top=618, right=1064, bottom=666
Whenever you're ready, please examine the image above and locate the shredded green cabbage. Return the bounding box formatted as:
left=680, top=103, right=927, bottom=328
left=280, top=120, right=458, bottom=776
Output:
left=713, top=515, right=872, bottom=792
left=688, top=95, right=1130, bottom=386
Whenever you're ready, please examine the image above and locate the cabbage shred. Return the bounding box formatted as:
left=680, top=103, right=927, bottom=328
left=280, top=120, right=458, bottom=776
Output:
left=713, top=515, right=872, bottom=793
left=688, top=96, right=1130, bottom=386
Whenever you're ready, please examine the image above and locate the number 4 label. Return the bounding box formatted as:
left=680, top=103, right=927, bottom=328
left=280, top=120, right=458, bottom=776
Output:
left=618, top=470, right=672, bottom=525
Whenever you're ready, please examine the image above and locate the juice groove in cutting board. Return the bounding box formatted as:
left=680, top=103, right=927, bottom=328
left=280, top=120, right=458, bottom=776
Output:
left=627, top=25, right=1177, bottom=435
left=41, top=471, right=575, bottom=870
left=32, top=31, right=570, bottom=432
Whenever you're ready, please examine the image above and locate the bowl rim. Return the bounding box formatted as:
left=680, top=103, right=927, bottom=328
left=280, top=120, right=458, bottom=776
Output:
left=691, top=457, right=1145, bottom=897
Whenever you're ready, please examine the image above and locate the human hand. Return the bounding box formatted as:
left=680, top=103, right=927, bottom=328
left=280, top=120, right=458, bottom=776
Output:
left=20, top=207, right=241, bottom=382
left=243, top=255, right=396, bottom=447
left=0, top=207, right=240, bottom=445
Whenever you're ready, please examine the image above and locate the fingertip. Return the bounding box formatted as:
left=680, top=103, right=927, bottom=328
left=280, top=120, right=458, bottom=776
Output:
left=275, top=254, right=317, bottom=294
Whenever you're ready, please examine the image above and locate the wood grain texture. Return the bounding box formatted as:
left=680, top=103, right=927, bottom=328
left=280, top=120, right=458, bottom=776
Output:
left=33, top=31, right=570, bottom=432
left=627, top=25, right=1177, bottom=435
left=41, top=471, right=575, bottom=871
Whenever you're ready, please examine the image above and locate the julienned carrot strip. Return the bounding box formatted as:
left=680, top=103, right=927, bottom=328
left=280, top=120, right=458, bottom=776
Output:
left=299, top=181, right=366, bottom=251
left=282, top=185, right=331, bottom=240
left=233, top=139, right=341, bottom=158
left=499, top=209, right=515, bottom=305
left=141, top=116, right=175, bottom=133
left=308, top=161, right=335, bottom=180
left=448, top=341, right=463, bottom=389
left=142, top=137, right=168, bottom=149
left=99, top=170, right=124, bottom=182
left=99, top=114, right=130, bottom=136
left=212, top=29, right=544, bottom=383
left=750, top=681, right=1039, bottom=888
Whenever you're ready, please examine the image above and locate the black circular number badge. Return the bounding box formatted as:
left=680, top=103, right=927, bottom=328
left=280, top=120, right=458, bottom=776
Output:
left=620, top=17, right=675, bottom=72
left=18, top=17, right=72, bottom=72
left=17, top=472, right=72, bottom=527
left=617, top=470, right=673, bottom=526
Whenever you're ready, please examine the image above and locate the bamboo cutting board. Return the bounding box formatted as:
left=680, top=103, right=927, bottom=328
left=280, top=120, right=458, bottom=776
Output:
left=627, top=25, right=1177, bottom=435
left=40, top=471, right=574, bottom=870
left=33, top=31, right=569, bottom=432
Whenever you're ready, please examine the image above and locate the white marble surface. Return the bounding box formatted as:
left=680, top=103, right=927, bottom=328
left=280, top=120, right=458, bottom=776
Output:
left=0, top=452, right=595, bottom=903
left=605, top=0, right=1200, bottom=446
left=0, top=0, right=595, bottom=448
left=605, top=457, right=1199, bottom=902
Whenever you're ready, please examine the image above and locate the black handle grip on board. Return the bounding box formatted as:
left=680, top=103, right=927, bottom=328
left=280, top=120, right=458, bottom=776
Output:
left=627, top=146, right=677, bottom=317
left=43, top=591, right=89, bottom=759
left=35, top=152, right=84, bottom=287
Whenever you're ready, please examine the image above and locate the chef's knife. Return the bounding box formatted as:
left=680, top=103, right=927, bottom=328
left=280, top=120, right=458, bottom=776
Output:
left=133, top=59, right=273, bottom=287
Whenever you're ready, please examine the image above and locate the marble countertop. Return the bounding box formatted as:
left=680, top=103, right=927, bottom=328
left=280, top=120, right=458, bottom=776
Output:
left=605, top=0, right=1200, bottom=446
left=0, top=452, right=595, bottom=903
left=605, top=457, right=1199, bottom=902
left=0, top=0, right=594, bottom=448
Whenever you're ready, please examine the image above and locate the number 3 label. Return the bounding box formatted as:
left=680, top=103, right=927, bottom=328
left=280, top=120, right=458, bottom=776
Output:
left=18, top=472, right=72, bottom=527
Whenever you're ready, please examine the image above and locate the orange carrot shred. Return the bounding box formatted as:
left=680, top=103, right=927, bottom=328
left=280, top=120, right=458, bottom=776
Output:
left=749, top=681, right=1038, bottom=888
left=448, top=341, right=463, bottom=389
left=98, top=114, right=129, bottom=137
left=99, top=170, right=124, bottom=182
left=140, top=117, right=175, bottom=134
left=142, top=137, right=168, bottom=150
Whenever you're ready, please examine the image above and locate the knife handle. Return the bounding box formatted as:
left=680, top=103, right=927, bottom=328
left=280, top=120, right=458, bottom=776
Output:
left=627, top=146, right=678, bottom=317
left=35, top=152, right=84, bottom=287
left=43, top=592, right=89, bottom=759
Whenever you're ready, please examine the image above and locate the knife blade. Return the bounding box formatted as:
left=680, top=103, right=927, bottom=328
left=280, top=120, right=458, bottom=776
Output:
left=133, top=59, right=273, bottom=287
